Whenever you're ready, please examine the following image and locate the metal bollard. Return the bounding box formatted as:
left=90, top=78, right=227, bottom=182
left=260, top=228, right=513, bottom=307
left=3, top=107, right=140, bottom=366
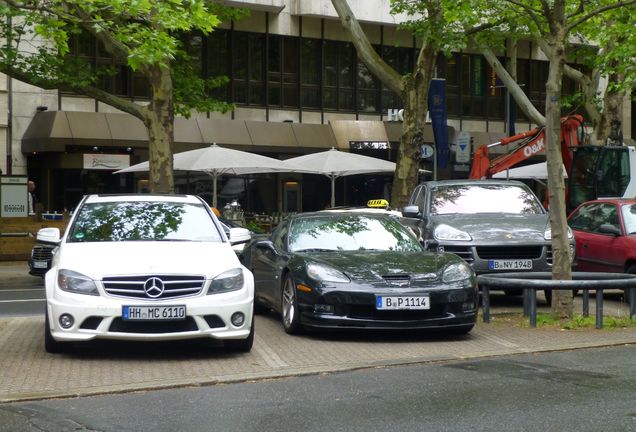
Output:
left=482, top=286, right=490, bottom=323
left=582, top=289, right=590, bottom=317
left=596, top=288, right=603, bottom=329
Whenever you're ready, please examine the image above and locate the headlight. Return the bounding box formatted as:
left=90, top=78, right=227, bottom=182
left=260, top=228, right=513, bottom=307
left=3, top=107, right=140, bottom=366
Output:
left=442, top=262, right=474, bottom=283
left=544, top=226, right=574, bottom=240
left=208, top=268, right=244, bottom=294
left=307, top=263, right=350, bottom=283
left=57, top=269, right=99, bottom=296
left=434, top=224, right=472, bottom=241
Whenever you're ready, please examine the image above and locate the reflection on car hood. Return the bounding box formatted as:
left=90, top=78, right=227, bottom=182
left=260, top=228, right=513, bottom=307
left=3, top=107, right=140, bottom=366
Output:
left=431, top=214, right=548, bottom=243
left=303, top=251, right=457, bottom=281
left=55, top=242, right=240, bottom=279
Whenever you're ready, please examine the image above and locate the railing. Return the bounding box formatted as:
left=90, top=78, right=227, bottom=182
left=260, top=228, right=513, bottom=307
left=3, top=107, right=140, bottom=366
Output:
left=0, top=216, right=67, bottom=260
left=478, top=272, right=636, bottom=329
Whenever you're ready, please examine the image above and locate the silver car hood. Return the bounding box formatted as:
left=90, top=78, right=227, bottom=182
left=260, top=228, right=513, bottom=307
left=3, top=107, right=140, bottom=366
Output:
left=430, top=213, right=549, bottom=243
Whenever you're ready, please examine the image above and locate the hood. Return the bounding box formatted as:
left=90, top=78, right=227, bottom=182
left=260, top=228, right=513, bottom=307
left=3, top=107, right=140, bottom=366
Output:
left=298, top=251, right=458, bottom=281
left=431, top=214, right=548, bottom=243
left=56, top=241, right=241, bottom=280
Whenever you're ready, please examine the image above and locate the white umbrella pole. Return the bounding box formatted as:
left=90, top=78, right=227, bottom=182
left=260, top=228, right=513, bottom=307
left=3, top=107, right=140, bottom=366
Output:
left=213, top=172, right=218, bottom=209
left=331, top=175, right=336, bottom=208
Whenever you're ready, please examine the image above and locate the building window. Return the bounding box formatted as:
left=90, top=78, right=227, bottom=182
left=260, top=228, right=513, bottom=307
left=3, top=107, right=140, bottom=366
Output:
left=301, top=38, right=321, bottom=109
left=208, top=30, right=230, bottom=101
left=232, top=32, right=265, bottom=105
left=323, top=40, right=355, bottom=111
left=268, top=35, right=299, bottom=108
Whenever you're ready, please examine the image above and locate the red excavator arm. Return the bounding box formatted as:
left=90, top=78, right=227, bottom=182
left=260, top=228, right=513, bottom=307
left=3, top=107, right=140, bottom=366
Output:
left=469, top=114, right=584, bottom=179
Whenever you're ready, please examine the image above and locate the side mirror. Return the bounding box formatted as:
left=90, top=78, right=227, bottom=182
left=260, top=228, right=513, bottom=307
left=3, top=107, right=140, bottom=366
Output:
left=36, top=227, right=61, bottom=245
left=402, top=205, right=422, bottom=218
left=255, top=239, right=276, bottom=252
left=598, top=224, right=621, bottom=236
left=229, top=227, right=251, bottom=246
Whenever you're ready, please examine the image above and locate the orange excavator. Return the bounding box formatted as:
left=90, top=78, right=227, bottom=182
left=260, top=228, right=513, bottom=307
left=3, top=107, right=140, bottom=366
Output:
left=468, top=114, right=585, bottom=180
left=468, top=114, right=636, bottom=212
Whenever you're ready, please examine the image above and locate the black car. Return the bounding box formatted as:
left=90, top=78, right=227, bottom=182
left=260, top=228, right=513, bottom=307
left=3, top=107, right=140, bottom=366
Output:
left=240, top=212, right=478, bottom=334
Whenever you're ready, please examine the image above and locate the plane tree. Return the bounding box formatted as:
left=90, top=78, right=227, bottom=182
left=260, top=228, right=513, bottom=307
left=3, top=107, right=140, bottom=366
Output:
left=0, top=0, right=241, bottom=193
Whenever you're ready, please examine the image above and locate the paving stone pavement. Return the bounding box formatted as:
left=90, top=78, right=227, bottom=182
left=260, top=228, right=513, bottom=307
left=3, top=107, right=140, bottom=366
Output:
left=0, top=261, right=635, bottom=403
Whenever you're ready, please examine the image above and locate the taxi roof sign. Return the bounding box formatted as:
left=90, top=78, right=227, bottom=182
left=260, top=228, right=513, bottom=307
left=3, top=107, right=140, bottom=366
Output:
left=367, top=199, right=389, bottom=208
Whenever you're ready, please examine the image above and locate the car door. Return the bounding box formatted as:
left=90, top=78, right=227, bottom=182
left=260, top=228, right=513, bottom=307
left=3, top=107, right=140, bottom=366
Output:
left=252, top=222, right=288, bottom=308
left=569, top=202, right=623, bottom=272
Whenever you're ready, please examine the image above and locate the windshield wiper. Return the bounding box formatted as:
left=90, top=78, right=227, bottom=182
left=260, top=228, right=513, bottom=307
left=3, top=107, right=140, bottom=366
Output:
left=294, top=248, right=336, bottom=253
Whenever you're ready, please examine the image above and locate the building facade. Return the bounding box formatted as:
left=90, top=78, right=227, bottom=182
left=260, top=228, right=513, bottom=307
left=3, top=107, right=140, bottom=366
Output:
left=0, top=0, right=632, bottom=214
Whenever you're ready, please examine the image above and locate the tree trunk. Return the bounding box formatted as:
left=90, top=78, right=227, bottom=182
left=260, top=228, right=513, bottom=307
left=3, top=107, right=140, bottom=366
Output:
left=144, top=65, right=175, bottom=194
left=597, top=70, right=625, bottom=144
left=544, top=31, right=573, bottom=318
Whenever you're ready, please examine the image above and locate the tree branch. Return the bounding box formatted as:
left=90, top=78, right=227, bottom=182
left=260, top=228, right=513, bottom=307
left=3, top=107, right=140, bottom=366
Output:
left=567, top=0, right=636, bottom=33
left=503, top=0, right=545, bottom=33
left=330, top=0, right=403, bottom=95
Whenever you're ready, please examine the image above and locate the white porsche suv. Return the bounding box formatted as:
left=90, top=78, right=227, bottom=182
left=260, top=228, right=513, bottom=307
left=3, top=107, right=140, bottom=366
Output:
left=43, top=194, right=254, bottom=353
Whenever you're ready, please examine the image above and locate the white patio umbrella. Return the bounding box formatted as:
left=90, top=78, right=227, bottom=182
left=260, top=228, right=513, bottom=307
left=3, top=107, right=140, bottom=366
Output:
left=283, top=147, right=397, bottom=207
left=115, top=144, right=312, bottom=208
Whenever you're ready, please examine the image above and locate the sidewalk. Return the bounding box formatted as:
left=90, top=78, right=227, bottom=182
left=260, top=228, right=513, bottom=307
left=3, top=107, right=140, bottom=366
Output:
left=1, top=261, right=635, bottom=403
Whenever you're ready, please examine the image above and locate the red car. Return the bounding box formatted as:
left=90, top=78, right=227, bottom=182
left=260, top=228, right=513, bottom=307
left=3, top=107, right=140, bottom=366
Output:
left=568, top=198, right=636, bottom=301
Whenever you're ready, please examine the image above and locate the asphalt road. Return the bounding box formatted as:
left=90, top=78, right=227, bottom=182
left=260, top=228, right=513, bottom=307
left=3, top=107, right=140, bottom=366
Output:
left=0, top=345, right=634, bottom=432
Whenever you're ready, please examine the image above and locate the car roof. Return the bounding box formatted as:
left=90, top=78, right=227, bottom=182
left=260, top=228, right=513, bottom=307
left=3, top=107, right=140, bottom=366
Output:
left=82, top=193, right=202, bottom=204
left=421, top=179, right=527, bottom=187
left=577, top=198, right=636, bottom=206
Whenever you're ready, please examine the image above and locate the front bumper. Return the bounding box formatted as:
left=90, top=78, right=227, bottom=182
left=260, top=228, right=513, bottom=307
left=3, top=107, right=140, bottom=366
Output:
left=47, top=286, right=253, bottom=343
left=297, top=284, right=477, bottom=330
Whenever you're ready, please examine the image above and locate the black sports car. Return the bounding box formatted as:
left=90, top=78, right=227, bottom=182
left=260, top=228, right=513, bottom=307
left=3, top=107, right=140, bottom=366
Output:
left=240, top=212, right=478, bottom=334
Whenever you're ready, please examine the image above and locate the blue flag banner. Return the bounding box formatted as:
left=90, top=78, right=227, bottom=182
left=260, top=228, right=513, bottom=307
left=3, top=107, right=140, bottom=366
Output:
left=428, top=78, right=449, bottom=169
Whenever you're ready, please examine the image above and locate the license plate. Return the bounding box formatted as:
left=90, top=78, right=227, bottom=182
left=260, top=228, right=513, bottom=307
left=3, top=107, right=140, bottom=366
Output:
left=122, top=305, right=186, bottom=321
left=376, top=295, right=430, bottom=310
left=33, top=261, right=48, bottom=269
left=488, top=259, right=532, bottom=270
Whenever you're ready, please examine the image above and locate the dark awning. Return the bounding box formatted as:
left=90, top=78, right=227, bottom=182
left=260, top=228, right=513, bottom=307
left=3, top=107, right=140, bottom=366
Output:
left=22, top=111, right=339, bottom=154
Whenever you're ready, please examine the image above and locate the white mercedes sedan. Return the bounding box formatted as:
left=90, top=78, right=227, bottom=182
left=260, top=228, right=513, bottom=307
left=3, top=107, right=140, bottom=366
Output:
left=43, top=194, right=254, bottom=354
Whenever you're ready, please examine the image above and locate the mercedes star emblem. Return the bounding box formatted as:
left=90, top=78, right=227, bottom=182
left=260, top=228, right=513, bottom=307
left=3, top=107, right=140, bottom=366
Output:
left=143, top=277, right=165, bottom=298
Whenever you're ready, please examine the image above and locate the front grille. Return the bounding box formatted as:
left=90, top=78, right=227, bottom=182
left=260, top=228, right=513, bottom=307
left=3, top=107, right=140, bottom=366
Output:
left=546, top=246, right=553, bottom=265
left=103, top=275, right=205, bottom=299
left=476, top=246, right=543, bottom=260
left=344, top=304, right=447, bottom=321
left=109, top=317, right=198, bottom=333
left=80, top=316, right=103, bottom=330
left=382, top=275, right=411, bottom=287
left=203, top=315, right=225, bottom=329
left=32, top=245, right=55, bottom=261
left=442, top=246, right=474, bottom=263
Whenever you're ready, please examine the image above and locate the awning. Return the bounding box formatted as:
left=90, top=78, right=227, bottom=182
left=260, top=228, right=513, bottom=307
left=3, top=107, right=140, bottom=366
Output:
left=22, top=111, right=338, bottom=154
left=383, top=121, right=456, bottom=144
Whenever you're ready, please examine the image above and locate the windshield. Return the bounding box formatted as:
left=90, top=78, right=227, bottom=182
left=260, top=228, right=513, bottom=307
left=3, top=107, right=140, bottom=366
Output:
left=430, top=184, right=544, bottom=215
left=621, top=204, right=636, bottom=235
left=68, top=201, right=223, bottom=243
left=288, top=215, right=422, bottom=252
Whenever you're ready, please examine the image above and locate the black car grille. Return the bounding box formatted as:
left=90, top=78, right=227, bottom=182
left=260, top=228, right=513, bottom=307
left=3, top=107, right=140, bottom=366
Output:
left=102, top=275, right=206, bottom=299
left=32, top=244, right=55, bottom=261
left=546, top=246, right=553, bottom=265
left=343, top=304, right=447, bottom=321
left=442, top=246, right=474, bottom=263
left=109, top=317, right=198, bottom=333
left=382, top=275, right=411, bottom=287
left=476, top=246, right=543, bottom=260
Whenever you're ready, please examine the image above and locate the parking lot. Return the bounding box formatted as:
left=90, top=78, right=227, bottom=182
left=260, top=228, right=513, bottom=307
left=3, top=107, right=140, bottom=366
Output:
left=1, top=294, right=635, bottom=403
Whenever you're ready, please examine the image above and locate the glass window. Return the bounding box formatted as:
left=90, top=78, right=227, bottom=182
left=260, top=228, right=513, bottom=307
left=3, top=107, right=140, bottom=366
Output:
left=569, top=202, right=619, bottom=234
left=322, top=40, right=355, bottom=111
left=621, top=204, right=636, bottom=235
left=288, top=215, right=422, bottom=252
left=596, top=147, right=631, bottom=198
left=68, top=201, right=223, bottom=243
left=430, top=184, right=544, bottom=215
left=301, top=38, right=321, bottom=108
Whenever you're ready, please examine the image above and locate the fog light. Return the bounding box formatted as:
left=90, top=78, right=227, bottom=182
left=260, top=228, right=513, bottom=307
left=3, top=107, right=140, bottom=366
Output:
left=231, top=312, right=245, bottom=327
left=313, top=304, right=334, bottom=314
left=462, top=302, right=475, bottom=312
left=59, top=314, right=74, bottom=329
left=437, top=246, right=445, bottom=253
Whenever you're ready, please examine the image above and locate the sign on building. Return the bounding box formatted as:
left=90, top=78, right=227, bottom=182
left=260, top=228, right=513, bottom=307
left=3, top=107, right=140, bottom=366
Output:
left=83, top=154, right=131, bottom=170
left=455, top=132, right=471, bottom=164
left=1, top=176, right=28, bottom=217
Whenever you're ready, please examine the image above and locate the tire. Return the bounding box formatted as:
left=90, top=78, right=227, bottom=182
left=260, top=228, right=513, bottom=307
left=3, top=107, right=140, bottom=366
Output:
left=625, top=265, right=636, bottom=304
left=44, top=310, right=66, bottom=354
left=281, top=275, right=302, bottom=335
left=544, top=289, right=552, bottom=306
left=225, top=316, right=254, bottom=353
